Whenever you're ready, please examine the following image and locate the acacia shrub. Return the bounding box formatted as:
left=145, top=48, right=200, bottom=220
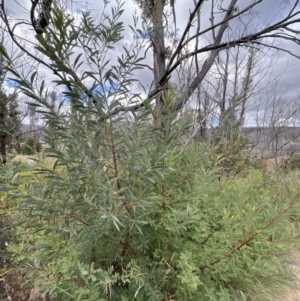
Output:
left=0, top=1, right=300, bottom=299
left=0, top=166, right=34, bottom=301
left=3, top=128, right=300, bottom=301
left=211, top=135, right=251, bottom=176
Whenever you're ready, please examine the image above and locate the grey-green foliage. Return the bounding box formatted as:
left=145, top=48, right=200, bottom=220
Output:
left=4, top=121, right=300, bottom=301
left=0, top=91, right=21, bottom=158
left=1, top=1, right=300, bottom=300
left=20, top=143, right=35, bottom=155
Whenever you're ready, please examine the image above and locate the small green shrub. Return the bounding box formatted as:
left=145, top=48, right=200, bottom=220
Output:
left=20, top=144, right=35, bottom=155
left=211, top=135, right=251, bottom=176
left=23, top=137, right=42, bottom=153
left=287, top=154, right=300, bottom=170
left=0, top=175, right=25, bottom=301
left=25, top=137, right=35, bottom=148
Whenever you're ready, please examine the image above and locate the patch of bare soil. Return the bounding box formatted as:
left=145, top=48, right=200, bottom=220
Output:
left=285, top=253, right=300, bottom=301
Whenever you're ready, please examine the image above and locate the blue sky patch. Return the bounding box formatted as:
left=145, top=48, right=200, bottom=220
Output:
left=5, top=79, right=19, bottom=88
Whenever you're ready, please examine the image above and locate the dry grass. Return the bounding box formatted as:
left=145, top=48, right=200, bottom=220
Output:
left=9, top=154, right=58, bottom=167
left=283, top=251, right=300, bottom=301
left=9, top=155, right=37, bottom=165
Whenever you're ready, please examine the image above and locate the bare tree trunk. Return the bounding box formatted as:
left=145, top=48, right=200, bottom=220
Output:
left=199, top=93, right=209, bottom=139
left=233, top=50, right=239, bottom=99
left=239, top=47, right=255, bottom=127
left=175, top=0, right=238, bottom=111
left=0, top=105, right=6, bottom=164
left=15, top=135, right=20, bottom=154
left=219, top=49, right=230, bottom=126
left=151, top=0, right=167, bottom=119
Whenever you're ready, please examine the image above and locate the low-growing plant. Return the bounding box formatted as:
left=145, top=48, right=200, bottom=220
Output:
left=20, top=143, right=35, bottom=155
left=23, top=137, right=42, bottom=153
left=0, top=175, right=28, bottom=301
left=211, top=135, right=251, bottom=176
left=287, top=153, right=300, bottom=170
left=24, top=137, right=35, bottom=149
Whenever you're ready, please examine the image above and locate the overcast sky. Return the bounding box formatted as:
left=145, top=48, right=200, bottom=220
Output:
left=3, top=0, right=300, bottom=126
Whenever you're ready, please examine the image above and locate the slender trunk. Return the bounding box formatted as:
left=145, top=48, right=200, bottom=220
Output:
left=175, top=0, right=238, bottom=111
left=0, top=134, right=6, bottom=164
left=15, top=135, right=21, bottom=154
left=0, top=106, right=6, bottom=164
left=220, top=49, right=229, bottom=126
left=239, top=48, right=255, bottom=128
left=199, top=93, right=209, bottom=139
left=199, top=117, right=207, bottom=139
left=274, top=136, right=279, bottom=166
left=233, top=50, right=239, bottom=99
left=152, top=0, right=167, bottom=120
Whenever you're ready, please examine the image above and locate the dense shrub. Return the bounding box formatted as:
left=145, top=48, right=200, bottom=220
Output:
left=20, top=143, right=35, bottom=155
left=1, top=3, right=299, bottom=300
left=2, top=126, right=300, bottom=300
left=22, top=137, right=42, bottom=153
left=211, top=135, right=251, bottom=176
left=25, top=137, right=35, bottom=148
left=287, top=153, right=300, bottom=170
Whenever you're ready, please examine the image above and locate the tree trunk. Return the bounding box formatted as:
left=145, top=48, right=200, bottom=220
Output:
left=219, top=49, right=230, bottom=126
left=199, top=93, right=209, bottom=139
left=151, top=0, right=167, bottom=119
left=15, top=135, right=21, bottom=154
left=239, top=48, right=255, bottom=128
left=175, top=0, right=238, bottom=111
left=0, top=106, right=6, bottom=164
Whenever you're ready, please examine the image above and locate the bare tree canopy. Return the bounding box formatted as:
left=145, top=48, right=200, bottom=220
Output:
left=0, top=0, right=300, bottom=118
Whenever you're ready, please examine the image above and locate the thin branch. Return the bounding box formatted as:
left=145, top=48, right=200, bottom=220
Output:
left=0, top=5, right=66, bottom=83
left=287, top=0, right=300, bottom=18
left=16, top=124, right=47, bottom=138
left=30, top=0, right=40, bottom=31
left=174, top=0, right=238, bottom=111
left=184, top=0, right=263, bottom=49
left=284, top=26, right=300, bottom=35
left=159, top=22, right=300, bottom=89
left=0, top=5, right=103, bottom=117
left=252, top=41, right=300, bottom=59
left=166, top=0, right=206, bottom=71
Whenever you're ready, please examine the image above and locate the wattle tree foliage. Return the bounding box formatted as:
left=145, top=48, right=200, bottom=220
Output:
left=0, top=91, right=20, bottom=163
left=0, top=1, right=300, bottom=300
